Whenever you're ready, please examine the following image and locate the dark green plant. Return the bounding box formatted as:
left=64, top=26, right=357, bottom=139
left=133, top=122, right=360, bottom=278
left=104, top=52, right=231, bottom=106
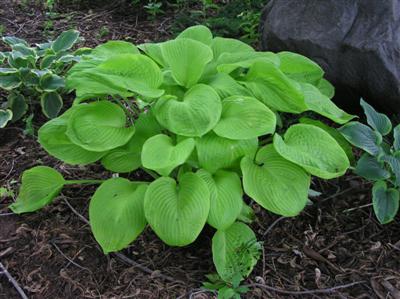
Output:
left=340, top=99, right=400, bottom=224
left=0, top=29, right=86, bottom=128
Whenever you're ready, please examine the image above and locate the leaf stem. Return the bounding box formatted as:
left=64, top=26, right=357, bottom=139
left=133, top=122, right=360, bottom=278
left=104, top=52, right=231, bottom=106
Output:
left=64, top=179, right=104, bottom=185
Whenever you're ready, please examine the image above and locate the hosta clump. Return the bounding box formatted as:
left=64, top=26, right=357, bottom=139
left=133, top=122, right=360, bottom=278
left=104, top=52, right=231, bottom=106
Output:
left=10, top=25, right=355, bottom=294
left=340, top=99, right=400, bottom=224
left=0, top=29, right=87, bottom=127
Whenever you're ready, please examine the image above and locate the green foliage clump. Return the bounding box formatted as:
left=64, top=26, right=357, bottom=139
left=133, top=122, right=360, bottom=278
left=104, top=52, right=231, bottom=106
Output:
left=340, top=99, right=400, bottom=224
left=9, top=26, right=354, bottom=296
left=0, top=30, right=86, bottom=128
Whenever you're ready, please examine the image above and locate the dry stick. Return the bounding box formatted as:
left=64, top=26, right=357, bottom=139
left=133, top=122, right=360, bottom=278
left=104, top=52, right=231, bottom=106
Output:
left=262, top=216, right=285, bottom=237
left=62, top=197, right=176, bottom=283
left=245, top=281, right=365, bottom=296
left=0, top=261, right=29, bottom=299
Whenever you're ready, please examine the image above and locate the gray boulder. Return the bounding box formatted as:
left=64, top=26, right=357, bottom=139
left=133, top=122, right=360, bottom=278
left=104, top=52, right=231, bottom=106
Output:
left=260, top=0, right=400, bottom=114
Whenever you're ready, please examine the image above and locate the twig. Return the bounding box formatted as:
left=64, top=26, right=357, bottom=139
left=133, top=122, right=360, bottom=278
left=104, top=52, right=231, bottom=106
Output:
left=0, top=261, right=29, bottom=299
left=62, top=197, right=177, bottom=283
left=321, top=187, right=354, bottom=202
left=262, top=217, right=285, bottom=237
left=245, top=281, right=365, bottom=295
left=0, top=213, right=15, bottom=216
left=343, top=203, right=372, bottom=213
left=51, top=241, right=92, bottom=273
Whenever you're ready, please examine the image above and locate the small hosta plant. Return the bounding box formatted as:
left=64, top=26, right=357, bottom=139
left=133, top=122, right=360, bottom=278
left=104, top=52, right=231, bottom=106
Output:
left=0, top=29, right=86, bottom=128
left=10, top=26, right=355, bottom=295
left=340, top=99, right=400, bottom=224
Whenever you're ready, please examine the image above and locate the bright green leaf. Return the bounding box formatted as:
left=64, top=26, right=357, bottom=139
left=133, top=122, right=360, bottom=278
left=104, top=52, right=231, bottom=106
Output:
left=91, top=41, right=139, bottom=59
left=177, top=25, right=213, bottom=45
left=317, top=78, right=335, bottom=99
left=89, top=178, right=147, bottom=253
left=9, top=166, right=65, bottom=213
left=211, top=37, right=254, bottom=59
left=241, top=145, right=310, bottom=216
left=274, top=124, right=350, bottom=179
left=197, top=169, right=243, bottom=230
left=141, top=134, right=195, bottom=176
left=201, top=73, right=252, bottom=99
left=155, top=84, right=221, bottom=137
left=66, top=101, right=135, bottom=152
left=144, top=173, right=210, bottom=246
left=213, top=96, right=276, bottom=140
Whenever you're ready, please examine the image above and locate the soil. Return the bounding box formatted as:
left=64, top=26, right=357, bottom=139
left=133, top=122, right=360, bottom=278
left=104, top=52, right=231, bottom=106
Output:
left=1, top=1, right=400, bottom=298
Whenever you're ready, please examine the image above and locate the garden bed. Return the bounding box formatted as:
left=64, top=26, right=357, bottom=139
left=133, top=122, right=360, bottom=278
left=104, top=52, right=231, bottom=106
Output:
left=1, top=1, right=399, bottom=298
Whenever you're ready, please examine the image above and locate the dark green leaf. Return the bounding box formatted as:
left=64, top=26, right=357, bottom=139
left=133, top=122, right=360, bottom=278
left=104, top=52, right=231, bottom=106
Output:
left=2, top=36, right=28, bottom=46
left=40, top=92, right=63, bottom=118
left=39, top=73, right=65, bottom=91
left=355, top=153, right=390, bottom=181
left=52, top=29, right=80, bottom=52
left=7, top=93, right=27, bottom=121
left=394, top=124, right=400, bottom=151
left=360, top=98, right=392, bottom=135
left=0, top=109, right=13, bottom=128
left=372, top=181, right=399, bottom=224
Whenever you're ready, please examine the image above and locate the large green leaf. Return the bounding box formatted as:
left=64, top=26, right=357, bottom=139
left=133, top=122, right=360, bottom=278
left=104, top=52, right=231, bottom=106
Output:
left=41, top=92, right=63, bottom=119
left=360, top=98, right=392, bottom=136
left=339, top=121, right=382, bottom=156
left=241, top=61, right=307, bottom=113
left=101, top=111, right=161, bottom=173
left=7, top=93, right=27, bottom=122
left=274, top=124, right=350, bottom=179
left=216, top=52, right=279, bottom=74
left=355, top=153, right=390, bottom=181
left=160, top=38, right=213, bottom=87
left=52, top=29, right=80, bottom=52
left=0, top=109, right=13, bottom=128
left=211, top=37, right=254, bottom=59
left=277, top=51, right=324, bottom=85
left=91, top=41, right=140, bottom=59
left=299, top=117, right=354, bottom=164
left=241, top=145, right=310, bottom=216
left=317, top=78, right=335, bottom=99
left=177, top=25, right=213, bottom=45
left=154, top=84, right=221, bottom=137
left=201, top=73, right=252, bottom=99
left=141, top=134, right=195, bottom=176
left=9, top=166, right=65, bottom=213
left=213, top=96, right=276, bottom=140
left=300, top=83, right=355, bottom=124
left=137, top=42, right=165, bottom=66
left=197, top=170, right=243, bottom=230
left=212, top=222, right=260, bottom=283
left=66, top=101, right=135, bottom=152
left=372, top=181, right=399, bottom=224
left=39, top=109, right=106, bottom=165
left=89, top=178, right=148, bottom=253
left=144, top=173, right=210, bottom=246
left=196, top=132, right=258, bottom=173
left=67, top=54, right=164, bottom=99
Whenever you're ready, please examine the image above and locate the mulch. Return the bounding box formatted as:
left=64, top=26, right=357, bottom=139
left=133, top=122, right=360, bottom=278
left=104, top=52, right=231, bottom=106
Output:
left=1, top=1, right=400, bottom=298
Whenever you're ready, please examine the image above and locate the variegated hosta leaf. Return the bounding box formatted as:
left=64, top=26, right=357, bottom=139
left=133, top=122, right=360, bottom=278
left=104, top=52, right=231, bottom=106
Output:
left=7, top=93, right=27, bottom=122
left=196, top=132, right=258, bottom=173
left=213, top=96, right=276, bottom=140
left=372, top=181, right=399, bottom=224
left=52, top=29, right=80, bottom=52
left=39, top=108, right=106, bottom=165
left=66, top=101, right=135, bottom=152
left=274, top=124, right=350, bottom=179
left=177, top=25, right=213, bottom=45
left=277, top=51, right=324, bottom=85
left=9, top=166, right=65, bottom=213
left=241, top=145, right=310, bottom=216
left=360, top=98, right=392, bottom=136
left=40, top=92, right=63, bottom=119
left=144, top=173, right=210, bottom=246
left=241, top=60, right=307, bottom=113
left=197, top=169, right=243, bottom=230
left=141, top=134, right=195, bottom=176
left=160, top=38, right=213, bottom=87
left=89, top=178, right=148, bottom=253
left=154, top=84, right=222, bottom=137
left=212, top=222, right=260, bottom=283
left=300, top=83, right=355, bottom=124
left=101, top=111, right=161, bottom=173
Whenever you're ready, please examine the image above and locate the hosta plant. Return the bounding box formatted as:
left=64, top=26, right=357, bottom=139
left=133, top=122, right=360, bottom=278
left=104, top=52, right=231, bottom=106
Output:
left=9, top=25, right=355, bottom=295
left=340, top=99, right=400, bottom=224
left=0, top=29, right=87, bottom=127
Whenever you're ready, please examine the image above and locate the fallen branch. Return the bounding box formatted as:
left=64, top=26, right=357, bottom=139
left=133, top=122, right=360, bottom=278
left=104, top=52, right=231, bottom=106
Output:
left=0, top=261, right=29, bottom=299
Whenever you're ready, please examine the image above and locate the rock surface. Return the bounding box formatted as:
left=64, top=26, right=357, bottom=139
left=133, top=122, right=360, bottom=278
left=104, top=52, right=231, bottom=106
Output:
left=260, top=0, right=400, bottom=114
